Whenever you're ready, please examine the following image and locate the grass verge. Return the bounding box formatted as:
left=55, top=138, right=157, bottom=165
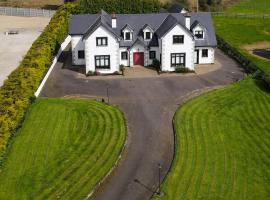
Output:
left=153, top=77, right=270, bottom=200
left=0, top=98, right=126, bottom=200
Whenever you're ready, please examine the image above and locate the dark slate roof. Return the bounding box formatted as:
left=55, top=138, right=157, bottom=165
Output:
left=191, top=13, right=217, bottom=47
left=69, top=10, right=217, bottom=47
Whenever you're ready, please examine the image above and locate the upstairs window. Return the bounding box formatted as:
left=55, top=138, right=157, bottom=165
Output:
left=145, top=32, right=151, bottom=40
left=96, top=37, right=108, bottom=46
left=125, top=32, right=131, bottom=40
left=173, top=35, right=184, bottom=44
left=78, top=50, right=85, bottom=59
left=195, top=30, right=204, bottom=39
left=202, top=49, right=208, bottom=57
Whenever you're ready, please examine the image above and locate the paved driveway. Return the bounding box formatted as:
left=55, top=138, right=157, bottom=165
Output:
left=40, top=49, right=244, bottom=200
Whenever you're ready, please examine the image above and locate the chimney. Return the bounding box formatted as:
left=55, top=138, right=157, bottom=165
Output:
left=112, top=13, right=117, bottom=28
left=184, top=13, right=191, bottom=30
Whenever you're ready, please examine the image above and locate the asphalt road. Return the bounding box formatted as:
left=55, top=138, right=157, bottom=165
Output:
left=40, top=49, right=244, bottom=200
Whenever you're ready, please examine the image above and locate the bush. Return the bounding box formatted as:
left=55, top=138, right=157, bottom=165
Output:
left=175, top=65, right=193, bottom=73
left=151, top=59, right=161, bottom=72
left=120, top=64, right=125, bottom=75
left=0, top=3, right=81, bottom=164
left=86, top=70, right=95, bottom=76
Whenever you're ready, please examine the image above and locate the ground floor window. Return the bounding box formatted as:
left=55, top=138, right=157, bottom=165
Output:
left=149, top=51, right=156, bottom=59
left=171, top=53, right=185, bottom=67
left=78, top=50, right=85, bottom=59
left=202, top=49, right=208, bottom=57
left=121, top=51, right=128, bottom=60
left=95, top=55, right=110, bottom=69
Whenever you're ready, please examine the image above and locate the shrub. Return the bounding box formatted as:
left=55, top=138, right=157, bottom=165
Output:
left=86, top=70, right=95, bottom=76
left=0, top=3, right=81, bottom=164
left=120, top=64, right=125, bottom=75
left=175, top=65, right=193, bottom=73
left=151, top=59, right=161, bottom=72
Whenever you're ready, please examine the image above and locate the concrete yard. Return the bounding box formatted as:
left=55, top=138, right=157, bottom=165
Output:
left=0, top=15, right=50, bottom=86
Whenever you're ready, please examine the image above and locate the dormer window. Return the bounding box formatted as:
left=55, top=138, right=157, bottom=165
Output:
left=195, top=30, right=204, bottom=39
left=142, top=25, right=153, bottom=41
left=125, top=32, right=131, bottom=40
left=145, top=32, right=151, bottom=40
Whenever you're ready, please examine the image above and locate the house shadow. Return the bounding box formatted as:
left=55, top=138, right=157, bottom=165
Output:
left=59, top=48, right=86, bottom=75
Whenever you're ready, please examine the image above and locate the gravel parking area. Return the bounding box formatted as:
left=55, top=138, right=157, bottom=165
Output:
left=0, top=15, right=49, bottom=86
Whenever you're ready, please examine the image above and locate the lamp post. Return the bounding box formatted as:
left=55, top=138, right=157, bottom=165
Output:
left=157, top=163, right=162, bottom=196
left=106, top=87, right=110, bottom=104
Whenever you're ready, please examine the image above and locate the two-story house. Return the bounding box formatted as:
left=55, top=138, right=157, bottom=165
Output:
left=68, top=10, right=217, bottom=74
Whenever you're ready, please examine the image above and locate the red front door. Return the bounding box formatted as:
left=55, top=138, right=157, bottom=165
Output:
left=133, top=52, right=144, bottom=66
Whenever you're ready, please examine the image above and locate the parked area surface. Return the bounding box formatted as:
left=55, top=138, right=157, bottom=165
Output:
left=0, top=15, right=49, bottom=86
left=40, top=49, right=245, bottom=200
left=0, top=98, right=126, bottom=200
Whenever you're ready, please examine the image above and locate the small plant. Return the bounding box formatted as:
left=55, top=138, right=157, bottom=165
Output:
left=86, top=70, right=94, bottom=76
left=175, top=65, right=193, bottom=73
left=120, top=64, right=125, bottom=75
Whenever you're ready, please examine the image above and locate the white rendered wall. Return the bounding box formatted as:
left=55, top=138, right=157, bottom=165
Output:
left=71, top=35, right=85, bottom=65
left=84, top=26, right=119, bottom=74
left=195, top=47, right=215, bottom=64
left=161, top=24, right=195, bottom=71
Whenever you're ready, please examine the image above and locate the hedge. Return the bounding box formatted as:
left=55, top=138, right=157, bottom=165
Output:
left=79, top=0, right=163, bottom=13
left=0, top=0, right=165, bottom=166
left=0, top=3, right=81, bottom=165
left=217, top=35, right=270, bottom=88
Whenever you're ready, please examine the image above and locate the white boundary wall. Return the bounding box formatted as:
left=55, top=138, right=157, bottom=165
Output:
left=34, top=35, right=71, bottom=97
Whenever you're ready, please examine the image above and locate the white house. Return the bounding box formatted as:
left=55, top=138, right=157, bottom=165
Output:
left=69, top=10, right=217, bottom=74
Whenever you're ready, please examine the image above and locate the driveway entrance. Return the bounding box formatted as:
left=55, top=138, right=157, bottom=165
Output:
left=133, top=52, right=144, bottom=66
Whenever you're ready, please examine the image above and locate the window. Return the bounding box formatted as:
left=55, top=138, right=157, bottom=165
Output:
left=195, top=30, right=204, bottom=39
left=96, top=37, right=108, bottom=46
left=95, top=55, right=110, bottom=69
left=145, top=32, right=151, bottom=40
left=173, top=35, right=184, bottom=44
left=149, top=51, right=156, bottom=59
left=125, top=32, right=131, bottom=40
left=171, top=53, right=185, bottom=67
left=78, top=50, right=85, bottom=59
left=121, top=51, right=128, bottom=60
left=202, top=49, right=208, bottom=57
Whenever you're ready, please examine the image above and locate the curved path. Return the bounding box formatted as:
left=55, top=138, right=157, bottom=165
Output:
left=40, top=49, right=244, bottom=200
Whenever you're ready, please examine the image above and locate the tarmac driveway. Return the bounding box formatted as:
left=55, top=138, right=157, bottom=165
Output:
left=40, top=49, right=244, bottom=200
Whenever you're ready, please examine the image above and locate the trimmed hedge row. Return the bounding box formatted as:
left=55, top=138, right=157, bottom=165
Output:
left=217, top=35, right=270, bottom=88
left=79, top=0, right=163, bottom=14
left=0, top=3, right=81, bottom=164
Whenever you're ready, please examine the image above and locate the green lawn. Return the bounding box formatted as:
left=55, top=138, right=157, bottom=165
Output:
left=225, top=0, right=270, bottom=14
left=153, top=78, right=270, bottom=200
left=0, top=98, right=126, bottom=200
left=214, top=17, right=270, bottom=74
